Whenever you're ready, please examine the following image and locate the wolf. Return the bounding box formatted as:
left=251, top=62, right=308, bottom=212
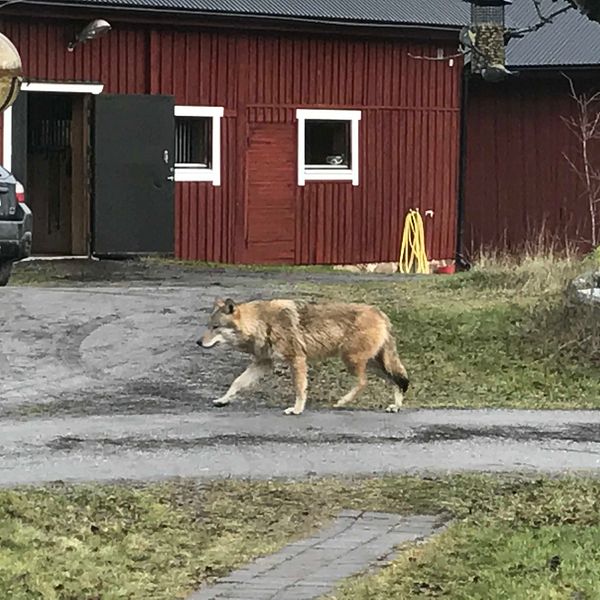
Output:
left=198, top=297, right=409, bottom=415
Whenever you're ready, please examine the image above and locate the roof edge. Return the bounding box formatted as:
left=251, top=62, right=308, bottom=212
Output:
left=14, top=0, right=466, bottom=31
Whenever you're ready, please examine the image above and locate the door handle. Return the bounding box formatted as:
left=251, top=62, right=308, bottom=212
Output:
left=167, top=175, right=175, bottom=181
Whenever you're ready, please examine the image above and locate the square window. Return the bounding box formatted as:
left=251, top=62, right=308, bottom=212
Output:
left=305, top=120, right=351, bottom=169
left=173, top=106, right=224, bottom=185
left=296, top=109, right=361, bottom=186
left=175, top=117, right=212, bottom=168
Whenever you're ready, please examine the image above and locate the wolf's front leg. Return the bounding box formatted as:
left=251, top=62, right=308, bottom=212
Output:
left=213, top=360, right=272, bottom=407
left=284, top=356, right=308, bottom=415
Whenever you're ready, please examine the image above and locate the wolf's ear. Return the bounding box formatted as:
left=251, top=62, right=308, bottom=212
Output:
left=214, top=297, right=225, bottom=308
left=224, top=298, right=236, bottom=314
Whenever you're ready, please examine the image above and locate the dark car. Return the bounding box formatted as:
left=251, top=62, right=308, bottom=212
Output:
left=0, top=166, right=31, bottom=286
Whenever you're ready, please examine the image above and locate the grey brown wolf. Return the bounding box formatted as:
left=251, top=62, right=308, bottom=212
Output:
left=198, top=298, right=409, bottom=415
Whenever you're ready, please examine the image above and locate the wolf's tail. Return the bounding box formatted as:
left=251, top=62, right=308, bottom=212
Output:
left=376, top=335, right=409, bottom=392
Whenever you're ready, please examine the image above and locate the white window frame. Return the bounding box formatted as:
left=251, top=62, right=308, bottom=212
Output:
left=174, top=105, right=224, bottom=185
left=296, top=108, right=361, bottom=186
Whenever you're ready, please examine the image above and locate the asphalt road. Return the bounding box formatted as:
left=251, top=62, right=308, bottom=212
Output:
left=2, top=409, right=600, bottom=486
left=2, top=283, right=600, bottom=486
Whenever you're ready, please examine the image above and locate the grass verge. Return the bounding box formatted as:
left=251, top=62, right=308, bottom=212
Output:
left=2, top=476, right=600, bottom=599
left=328, top=522, right=600, bottom=600
left=9, top=257, right=333, bottom=285
left=264, top=253, right=600, bottom=410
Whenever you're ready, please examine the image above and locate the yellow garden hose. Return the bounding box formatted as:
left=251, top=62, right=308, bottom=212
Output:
left=398, top=209, right=429, bottom=274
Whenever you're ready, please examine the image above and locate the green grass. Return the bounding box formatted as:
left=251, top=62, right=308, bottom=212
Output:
left=2, top=476, right=600, bottom=599
left=327, top=475, right=600, bottom=600
left=9, top=256, right=334, bottom=285
left=142, top=256, right=335, bottom=273
left=262, top=254, right=600, bottom=411
left=328, top=523, right=600, bottom=600
left=0, top=480, right=324, bottom=600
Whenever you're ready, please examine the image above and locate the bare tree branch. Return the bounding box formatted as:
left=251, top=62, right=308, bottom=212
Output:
left=562, top=73, right=600, bottom=247
left=507, top=0, right=573, bottom=38
left=408, top=51, right=464, bottom=62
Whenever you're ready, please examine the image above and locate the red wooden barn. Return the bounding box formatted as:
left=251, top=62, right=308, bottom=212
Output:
left=0, top=1, right=468, bottom=265
left=3, top=1, right=598, bottom=264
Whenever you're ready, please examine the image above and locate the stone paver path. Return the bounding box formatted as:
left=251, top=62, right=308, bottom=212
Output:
left=188, top=511, right=443, bottom=600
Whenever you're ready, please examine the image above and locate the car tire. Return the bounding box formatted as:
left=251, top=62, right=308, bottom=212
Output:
left=0, top=261, right=13, bottom=286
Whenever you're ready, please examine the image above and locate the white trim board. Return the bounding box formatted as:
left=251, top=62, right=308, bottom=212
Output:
left=296, top=108, right=361, bottom=186
left=3, top=106, right=12, bottom=171
left=174, top=105, right=224, bottom=186
left=22, top=82, right=104, bottom=94
left=296, top=109, right=361, bottom=121
left=174, top=105, right=224, bottom=119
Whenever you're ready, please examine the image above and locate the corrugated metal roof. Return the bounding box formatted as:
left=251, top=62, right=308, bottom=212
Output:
left=32, top=0, right=469, bottom=26
left=25, top=0, right=600, bottom=67
left=505, top=0, right=600, bottom=67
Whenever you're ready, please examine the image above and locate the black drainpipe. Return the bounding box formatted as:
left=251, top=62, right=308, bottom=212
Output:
left=456, top=65, right=471, bottom=271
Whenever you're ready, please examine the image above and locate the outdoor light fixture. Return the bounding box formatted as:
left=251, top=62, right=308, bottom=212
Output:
left=0, top=32, right=22, bottom=112
left=461, top=0, right=514, bottom=82
left=67, top=19, right=112, bottom=52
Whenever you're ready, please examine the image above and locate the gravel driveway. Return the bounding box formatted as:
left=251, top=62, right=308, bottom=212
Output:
left=1, top=281, right=282, bottom=414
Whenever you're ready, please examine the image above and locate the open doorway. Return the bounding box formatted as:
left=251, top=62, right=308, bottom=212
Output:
left=7, top=84, right=176, bottom=257
left=26, top=92, right=90, bottom=255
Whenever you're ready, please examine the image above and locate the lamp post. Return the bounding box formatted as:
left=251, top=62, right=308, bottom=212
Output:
left=462, top=0, right=512, bottom=81
left=0, top=31, right=22, bottom=112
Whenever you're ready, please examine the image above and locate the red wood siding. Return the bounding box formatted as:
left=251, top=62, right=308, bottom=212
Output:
left=244, top=122, right=296, bottom=263
left=1, top=15, right=462, bottom=264
left=1, top=19, right=149, bottom=93
left=241, top=36, right=461, bottom=264
left=149, top=29, right=240, bottom=264
left=174, top=116, right=237, bottom=263
left=296, top=108, right=460, bottom=264
left=464, top=76, right=596, bottom=254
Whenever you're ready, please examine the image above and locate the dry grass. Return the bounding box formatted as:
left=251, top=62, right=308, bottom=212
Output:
left=465, top=237, right=583, bottom=295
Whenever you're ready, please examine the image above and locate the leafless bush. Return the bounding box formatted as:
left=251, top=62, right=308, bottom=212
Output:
left=562, top=76, right=600, bottom=248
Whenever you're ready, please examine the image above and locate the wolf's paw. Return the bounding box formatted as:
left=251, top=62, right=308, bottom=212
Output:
left=284, top=406, right=303, bottom=416
left=333, top=400, right=348, bottom=409
left=385, top=404, right=401, bottom=413
left=213, top=397, right=230, bottom=407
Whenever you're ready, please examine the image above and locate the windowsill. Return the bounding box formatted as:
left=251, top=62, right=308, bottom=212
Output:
left=174, top=168, right=220, bottom=185
left=302, top=168, right=358, bottom=184
left=306, top=164, right=350, bottom=169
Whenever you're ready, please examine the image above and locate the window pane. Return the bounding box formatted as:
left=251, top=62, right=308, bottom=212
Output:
left=305, top=120, right=351, bottom=168
left=175, top=117, right=211, bottom=167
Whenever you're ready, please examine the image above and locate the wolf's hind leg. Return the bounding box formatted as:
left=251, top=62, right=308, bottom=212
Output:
left=368, top=359, right=405, bottom=413
left=334, top=357, right=368, bottom=408
left=213, top=360, right=272, bottom=407
left=369, top=342, right=409, bottom=413
left=284, top=355, right=308, bottom=415
left=386, top=388, right=404, bottom=413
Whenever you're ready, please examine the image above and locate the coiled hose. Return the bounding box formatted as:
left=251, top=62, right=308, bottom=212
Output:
left=398, top=209, right=429, bottom=274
